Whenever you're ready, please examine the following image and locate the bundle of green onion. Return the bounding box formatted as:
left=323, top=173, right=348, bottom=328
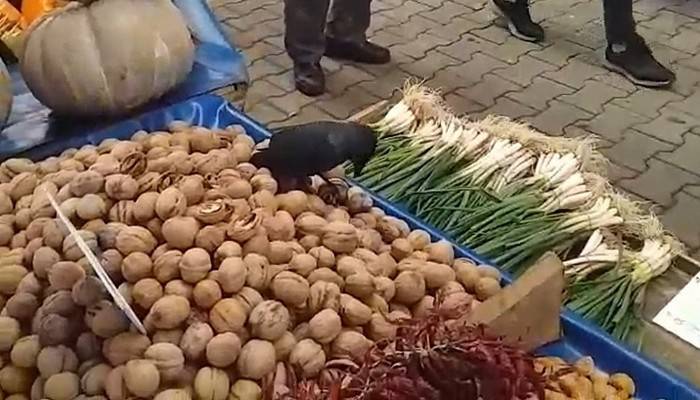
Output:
left=353, top=82, right=682, bottom=341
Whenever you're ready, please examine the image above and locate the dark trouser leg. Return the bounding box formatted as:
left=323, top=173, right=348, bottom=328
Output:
left=602, top=0, right=637, bottom=44
left=284, top=0, right=331, bottom=65
left=327, top=0, right=371, bottom=43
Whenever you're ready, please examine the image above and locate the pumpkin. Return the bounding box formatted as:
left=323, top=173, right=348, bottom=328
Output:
left=0, top=57, right=12, bottom=127
left=20, top=0, right=195, bottom=117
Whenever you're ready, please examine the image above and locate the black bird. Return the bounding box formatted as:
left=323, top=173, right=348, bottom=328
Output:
left=251, top=121, right=377, bottom=191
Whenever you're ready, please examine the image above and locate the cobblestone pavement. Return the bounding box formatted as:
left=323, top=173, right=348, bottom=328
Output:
left=211, top=0, right=700, bottom=257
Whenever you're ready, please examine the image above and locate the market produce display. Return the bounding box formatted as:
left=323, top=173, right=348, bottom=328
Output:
left=353, top=82, right=682, bottom=341
left=536, top=356, right=636, bottom=400
left=0, top=123, right=524, bottom=399
left=19, top=0, right=195, bottom=117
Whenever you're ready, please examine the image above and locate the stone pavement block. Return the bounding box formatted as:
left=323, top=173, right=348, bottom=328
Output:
left=368, top=14, right=402, bottom=36
left=606, top=161, right=640, bottom=183
left=577, top=103, right=649, bottom=143
left=398, top=50, right=463, bottom=79
left=558, top=80, right=628, bottom=114
left=422, top=1, right=472, bottom=23
left=601, top=130, right=675, bottom=171
left=472, top=25, right=511, bottom=44
left=445, top=92, right=487, bottom=116
left=266, top=72, right=296, bottom=93
left=370, top=30, right=414, bottom=48
left=437, top=33, right=497, bottom=62
left=640, top=10, right=695, bottom=36
left=525, top=100, right=592, bottom=135
left=440, top=53, right=510, bottom=85
left=543, top=57, right=607, bottom=89
left=391, top=32, right=458, bottom=59
left=506, top=77, right=575, bottom=110
left=244, top=101, right=288, bottom=124
left=429, top=16, right=488, bottom=40
left=358, top=70, right=413, bottom=99
left=669, top=64, right=700, bottom=97
left=634, top=106, right=700, bottom=145
left=268, top=92, right=318, bottom=117
left=234, top=8, right=279, bottom=30
left=477, top=97, right=539, bottom=120
left=220, top=1, right=265, bottom=19
left=492, top=55, right=559, bottom=86
left=633, top=0, right=672, bottom=16
left=264, top=35, right=285, bottom=50
left=463, top=7, right=498, bottom=24
left=665, top=92, right=700, bottom=115
left=244, top=41, right=285, bottom=64
left=249, top=59, right=289, bottom=81
left=455, top=74, right=522, bottom=107
left=618, top=158, right=700, bottom=207
left=316, top=86, right=381, bottom=119
left=658, top=133, right=700, bottom=174
left=667, top=1, right=700, bottom=20
left=592, top=72, right=638, bottom=94
left=325, top=65, right=377, bottom=94
left=247, top=79, right=287, bottom=100
left=668, top=28, right=700, bottom=56
left=482, top=37, right=544, bottom=64
left=414, top=0, right=445, bottom=8
left=547, top=1, right=603, bottom=28
left=612, top=89, right=684, bottom=117
left=528, top=40, right=590, bottom=67
left=562, top=21, right=607, bottom=51
left=636, top=26, right=675, bottom=46
left=661, top=192, right=700, bottom=248
left=384, top=15, right=440, bottom=40
left=377, top=1, right=431, bottom=23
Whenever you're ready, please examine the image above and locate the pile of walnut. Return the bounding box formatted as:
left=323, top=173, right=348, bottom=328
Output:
left=537, top=356, right=636, bottom=400
left=0, top=123, right=503, bottom=400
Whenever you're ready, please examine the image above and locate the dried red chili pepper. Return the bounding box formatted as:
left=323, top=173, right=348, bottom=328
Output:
left=273, top=303, right=545, bottom=400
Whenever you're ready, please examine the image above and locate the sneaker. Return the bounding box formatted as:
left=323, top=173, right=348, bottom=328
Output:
left=325, top=37, right=391, bottom=64
left=492, top=0, right=544, bottom=42
left=293, top=62, right=325, bottom=97
left=605, top=36, right=675, bottom=88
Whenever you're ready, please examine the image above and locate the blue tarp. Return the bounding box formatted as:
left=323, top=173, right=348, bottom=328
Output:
left=7, top=93, right=699, bottom=400
left=0, top=0, right=248, bottom=159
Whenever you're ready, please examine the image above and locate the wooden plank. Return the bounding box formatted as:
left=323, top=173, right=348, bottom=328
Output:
left=467, top=252, right=564, bottom=351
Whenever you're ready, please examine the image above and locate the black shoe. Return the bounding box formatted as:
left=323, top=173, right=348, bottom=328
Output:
left=604, top=36, right=675, bottom=88
left=325, top=37, right=391, bottom=64
left=294, top=62, right=325, bottom=96
left=492, top=0, right=544, bottom=42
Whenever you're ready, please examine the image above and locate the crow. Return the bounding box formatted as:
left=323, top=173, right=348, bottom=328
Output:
left=250, top=121, right=377, bottom=192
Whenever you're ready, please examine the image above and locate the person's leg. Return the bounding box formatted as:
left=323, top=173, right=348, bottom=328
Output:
left=491, top=0, right=544, bottom=42
left=325, top=0, right=390, bottom=64
left=602, top=0, right=675, bottom=87
left=284, top=0, right=330, bottom=96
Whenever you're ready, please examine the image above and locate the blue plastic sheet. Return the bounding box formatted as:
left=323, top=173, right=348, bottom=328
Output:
left=0, top=0, right=247, bottom=159
left=6, top=94, right=699, bottom=400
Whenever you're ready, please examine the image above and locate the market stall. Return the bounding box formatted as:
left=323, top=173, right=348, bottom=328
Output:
left=0, top=1, right=698, bottom=398
left=0, top=93, right=698, bottom=400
